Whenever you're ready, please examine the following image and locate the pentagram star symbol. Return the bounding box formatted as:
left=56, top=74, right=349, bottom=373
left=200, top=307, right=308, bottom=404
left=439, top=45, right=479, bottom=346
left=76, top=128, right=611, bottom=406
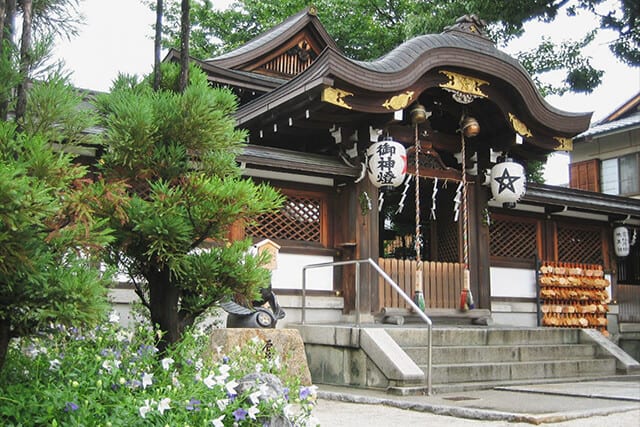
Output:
left=494, top=168, right=521, bottom=194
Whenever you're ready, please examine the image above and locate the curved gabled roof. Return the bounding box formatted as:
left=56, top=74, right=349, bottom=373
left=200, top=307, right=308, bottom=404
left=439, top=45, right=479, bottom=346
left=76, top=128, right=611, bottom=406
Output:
left=236, top=25, right=591, bottom=136
left=206, top=6, right=340, bottom=69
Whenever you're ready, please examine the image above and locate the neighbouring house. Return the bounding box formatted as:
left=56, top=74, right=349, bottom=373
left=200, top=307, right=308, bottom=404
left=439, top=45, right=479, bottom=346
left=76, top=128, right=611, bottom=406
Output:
left=570, top=93, right=640, bottom=359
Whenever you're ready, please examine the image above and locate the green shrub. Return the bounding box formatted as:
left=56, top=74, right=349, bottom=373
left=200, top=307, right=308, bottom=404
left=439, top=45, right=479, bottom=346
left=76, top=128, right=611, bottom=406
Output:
left=0, top=314, right=318, bottom=426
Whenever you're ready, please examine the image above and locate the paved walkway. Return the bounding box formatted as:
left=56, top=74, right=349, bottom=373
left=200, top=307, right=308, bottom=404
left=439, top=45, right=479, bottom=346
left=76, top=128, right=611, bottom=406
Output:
left=312, top=377, right=640, bottom=425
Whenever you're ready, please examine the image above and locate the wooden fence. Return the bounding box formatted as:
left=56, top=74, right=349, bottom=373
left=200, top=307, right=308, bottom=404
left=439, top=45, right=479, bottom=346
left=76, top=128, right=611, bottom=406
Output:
left=377, top=258, right=465, bottom=310
left=618, top=284, right=640, bottom=323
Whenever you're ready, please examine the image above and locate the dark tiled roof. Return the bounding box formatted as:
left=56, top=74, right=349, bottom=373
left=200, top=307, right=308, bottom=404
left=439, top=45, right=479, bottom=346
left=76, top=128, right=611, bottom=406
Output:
left=207, top=9, right=311, bottom=62
left=206, top=6, right=339, bottom=68
left=576, top=111, right=640, bottom=139
left=354, top=32, right=519, bottom=74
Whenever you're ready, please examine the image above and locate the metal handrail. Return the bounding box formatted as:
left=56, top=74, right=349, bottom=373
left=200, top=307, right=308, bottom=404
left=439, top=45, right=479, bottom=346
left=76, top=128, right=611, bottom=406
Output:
left=301, top=258, right=432, bottom=395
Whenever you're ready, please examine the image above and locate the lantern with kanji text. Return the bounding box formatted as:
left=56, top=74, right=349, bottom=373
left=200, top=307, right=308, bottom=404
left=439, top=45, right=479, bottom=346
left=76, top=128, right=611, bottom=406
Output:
left=366, top=138, right=407, bottom=190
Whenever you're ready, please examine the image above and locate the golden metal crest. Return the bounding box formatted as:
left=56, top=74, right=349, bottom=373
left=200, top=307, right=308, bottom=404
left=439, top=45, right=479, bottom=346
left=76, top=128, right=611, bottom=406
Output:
left=439, top=70, right=489, bottom=99
left=321, top=87, right=354, bottom=110
left=508, top=113, right=533, bottom=137
left=382, top=91, right=415, bottom=110
left=553, top=136, right=573, bottom=151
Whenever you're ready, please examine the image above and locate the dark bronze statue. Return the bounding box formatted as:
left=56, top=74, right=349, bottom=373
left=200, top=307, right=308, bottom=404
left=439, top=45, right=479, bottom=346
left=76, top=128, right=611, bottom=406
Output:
left=221, top=283, right=285, bottom=328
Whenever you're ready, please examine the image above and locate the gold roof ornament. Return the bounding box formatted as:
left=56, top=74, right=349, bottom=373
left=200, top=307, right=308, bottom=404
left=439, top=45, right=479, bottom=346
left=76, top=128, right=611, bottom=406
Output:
left=382, top=91, right=415, bottom=110
left=439, top=70, right=489, bottom=104
left=321, top=86, right=354, bottom=109
left=553, top=136, right=573, bottom=151
left=508, top=113, right=533, bottom=138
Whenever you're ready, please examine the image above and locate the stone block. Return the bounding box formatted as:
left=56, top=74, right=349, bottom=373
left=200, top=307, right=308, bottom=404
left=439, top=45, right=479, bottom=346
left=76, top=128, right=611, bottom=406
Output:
left=206, top=328, right=312, bottom=385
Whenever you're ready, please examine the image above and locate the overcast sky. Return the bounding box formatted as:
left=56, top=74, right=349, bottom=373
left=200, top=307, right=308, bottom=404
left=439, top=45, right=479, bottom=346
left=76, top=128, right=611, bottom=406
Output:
left=53, top=0, right=639, bottom=184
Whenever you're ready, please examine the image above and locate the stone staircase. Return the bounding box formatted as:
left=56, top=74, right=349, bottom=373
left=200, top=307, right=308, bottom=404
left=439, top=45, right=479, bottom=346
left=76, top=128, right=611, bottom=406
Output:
left=385, top=327, right=623, bottom=394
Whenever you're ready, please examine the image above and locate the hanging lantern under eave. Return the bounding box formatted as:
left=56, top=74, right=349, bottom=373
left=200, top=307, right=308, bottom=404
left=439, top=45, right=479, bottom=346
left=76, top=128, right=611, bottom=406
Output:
left=490, top=158, right=526, bottom=208
left=613, top=225, right=630, bottom=257
left=366, top=138, right=407, bottom=191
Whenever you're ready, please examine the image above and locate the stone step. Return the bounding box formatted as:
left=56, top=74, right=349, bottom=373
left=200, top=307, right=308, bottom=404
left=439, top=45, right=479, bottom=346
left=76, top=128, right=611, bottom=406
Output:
left=390, top=374, right=637, bottom=395
left=386, top=327, right=582, bottom=347
left=405, top=343, right=598, bottom=364
left=426, top=358, right=617, bottom=384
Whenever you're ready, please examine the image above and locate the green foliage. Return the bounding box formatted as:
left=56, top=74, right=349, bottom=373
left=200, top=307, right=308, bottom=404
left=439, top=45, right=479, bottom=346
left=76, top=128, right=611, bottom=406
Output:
left=526, top=159, right=547, bottom=184
left=0, top=317, right=318, bottom=425
left=94, top=63, right=284, bottom=345
left=155, top=0, right=638, bottom=95
left=0, top=75, right=118, bottom=370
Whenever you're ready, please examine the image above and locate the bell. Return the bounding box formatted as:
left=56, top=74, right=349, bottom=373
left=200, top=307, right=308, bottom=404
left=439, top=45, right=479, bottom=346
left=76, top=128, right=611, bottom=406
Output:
left=461, top=116, right=480, bottom=138
left=410, top=103, right=429, bottom=125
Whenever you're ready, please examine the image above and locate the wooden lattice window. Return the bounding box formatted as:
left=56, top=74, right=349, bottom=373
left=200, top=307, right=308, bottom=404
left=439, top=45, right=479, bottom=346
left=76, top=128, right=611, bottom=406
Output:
left=245, top=188, right=327, bottom=245
left=490, top=214, right=540, bottom=263
left=557, top=224, right=603, bottom=265
left=438, top=219, right=459, bottom=263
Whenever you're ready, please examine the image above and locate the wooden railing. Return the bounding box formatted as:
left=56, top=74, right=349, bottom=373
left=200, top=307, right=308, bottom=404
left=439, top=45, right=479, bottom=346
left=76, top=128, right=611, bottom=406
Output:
left=377, top=258, right=465, bottom=310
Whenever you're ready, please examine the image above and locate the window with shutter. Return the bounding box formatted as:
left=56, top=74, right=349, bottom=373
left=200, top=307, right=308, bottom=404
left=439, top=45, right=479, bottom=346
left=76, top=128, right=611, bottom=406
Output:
left=569, top=159, right=600, bottom=192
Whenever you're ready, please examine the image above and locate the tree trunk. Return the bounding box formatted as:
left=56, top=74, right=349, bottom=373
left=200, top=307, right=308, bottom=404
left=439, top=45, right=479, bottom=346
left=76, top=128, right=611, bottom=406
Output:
left=0, top=318, right=10, bottom=371
left=0, top=0, right=16, bottom=121
left=15, top=0, right=32, bottom=125
left=0, top=0, right=7, bottom=43
left=153, top=0, right=163, bottom=91
left=148, top=266, right=181, bottom=353
left=178, top=0, right=189, bottom=92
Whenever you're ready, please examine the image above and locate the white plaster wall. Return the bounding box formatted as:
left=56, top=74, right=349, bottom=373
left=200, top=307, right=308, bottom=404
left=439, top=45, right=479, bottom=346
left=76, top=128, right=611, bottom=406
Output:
left=271, top=253, right=334, bottom=291
left=490, top=267, right=537, bottom=298
left=490, top=267, right=537, bottom=327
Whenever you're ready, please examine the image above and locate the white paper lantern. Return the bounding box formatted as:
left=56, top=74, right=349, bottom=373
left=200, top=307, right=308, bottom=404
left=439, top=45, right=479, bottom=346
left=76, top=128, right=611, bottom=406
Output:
left=490, top=158, right=526, bottom=208
left=614, top=226, right=630, bottom=257
left=366, top=139, right=407, bottom=190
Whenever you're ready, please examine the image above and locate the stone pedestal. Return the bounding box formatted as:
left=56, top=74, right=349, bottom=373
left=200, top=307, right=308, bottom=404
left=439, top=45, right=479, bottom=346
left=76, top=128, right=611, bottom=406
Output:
left=206, top=328, right=312, bottom=385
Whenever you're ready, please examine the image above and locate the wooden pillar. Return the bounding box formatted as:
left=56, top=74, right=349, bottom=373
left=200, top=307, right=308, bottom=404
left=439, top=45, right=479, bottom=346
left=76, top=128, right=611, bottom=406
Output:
left=336, top=175, right=379, bottom=316
left=468, top=178, right=492, bottom=309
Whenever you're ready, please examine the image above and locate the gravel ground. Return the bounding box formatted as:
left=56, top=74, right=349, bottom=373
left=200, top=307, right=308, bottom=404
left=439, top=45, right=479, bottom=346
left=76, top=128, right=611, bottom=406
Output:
left=313, top=400, right=640, bottom=426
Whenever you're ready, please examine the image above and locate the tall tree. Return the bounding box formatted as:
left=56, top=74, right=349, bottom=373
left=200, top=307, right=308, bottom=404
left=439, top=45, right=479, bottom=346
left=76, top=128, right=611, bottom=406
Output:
left=94, top=63, right=283, bottom=352
left=153, top=0, right=163, bottom=91
left=14, top=0, right=31, bottom=123
left=178, top=0, right=189, bottom=92
left=157, top=0, right=638, bottom=95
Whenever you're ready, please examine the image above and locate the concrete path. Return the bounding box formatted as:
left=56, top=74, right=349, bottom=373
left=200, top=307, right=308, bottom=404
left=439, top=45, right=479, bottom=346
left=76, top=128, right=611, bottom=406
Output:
left=312, top=378, right=640, bottom=425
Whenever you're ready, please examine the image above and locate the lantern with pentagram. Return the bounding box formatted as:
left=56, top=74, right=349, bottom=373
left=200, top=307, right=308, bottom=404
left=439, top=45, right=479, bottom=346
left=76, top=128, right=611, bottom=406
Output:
left=490, top=157, right=526, bottom=208
left=366, top=138, right=407, bottom=191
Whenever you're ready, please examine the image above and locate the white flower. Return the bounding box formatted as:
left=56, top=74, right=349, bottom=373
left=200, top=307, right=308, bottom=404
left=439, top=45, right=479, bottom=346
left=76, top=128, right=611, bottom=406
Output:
left=203, top=373, right=216, bottom=389
left=255, top=363, right=263, bottom=373
left=49, top=358, right=61, bottom=371
left=102, top=359, right=121, bottom=373
left=251, top=336, right=261, bottom=344
left=214, top=364, right=230, bottom=383
left=216, top=399, right=229, bottom=411
left=195, top=358, right=204, bottom=371
left=249, top=390, right=262, bottom=405
left=141, top=372, right=153, bottom=389
left=139, top=399, right=153, bottom=418
left=272, top=355, right=282, bottom=370
left=161, top=357, right=174, bottom=371
left=108, top=311, right=120, bottom=323
left=211, top=415, right=225, bottom=427
left=247, top=405, right=260, bottom=420
left=225, top=379, right=238, bottom=396
left=157, top=397, right=171, bottom=415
